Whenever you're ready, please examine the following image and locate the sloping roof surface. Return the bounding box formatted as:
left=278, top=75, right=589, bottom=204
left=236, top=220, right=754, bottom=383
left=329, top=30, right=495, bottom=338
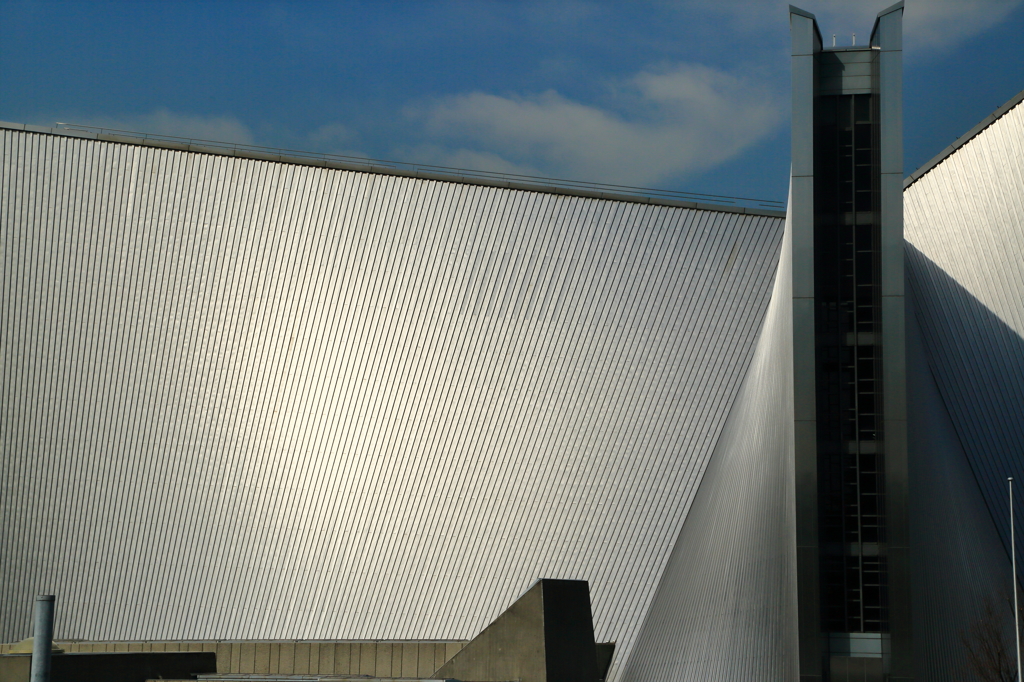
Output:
left=904, top=94, right=1024, bottom=564
left=0, top=127, right=784, bottom=681
left=621, top=206, right=797, bottom=680
left=902, top=91, right=1024, bottom=678
left=904, top=88, right=1024, bottom=189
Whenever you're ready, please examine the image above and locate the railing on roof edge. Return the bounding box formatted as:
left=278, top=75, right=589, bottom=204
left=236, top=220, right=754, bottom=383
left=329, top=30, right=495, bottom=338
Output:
left=54, top=122, right=786, bottom=211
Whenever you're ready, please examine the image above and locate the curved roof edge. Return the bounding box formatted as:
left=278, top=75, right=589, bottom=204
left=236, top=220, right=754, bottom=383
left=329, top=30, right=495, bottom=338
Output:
left=904, top=87, right=1024, bottom=190
left=0, top=120, right=786, bottom=218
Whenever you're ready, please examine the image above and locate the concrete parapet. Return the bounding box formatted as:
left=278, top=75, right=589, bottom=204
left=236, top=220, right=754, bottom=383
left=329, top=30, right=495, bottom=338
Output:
left=0, top=641, right=466, bottom=677
left=0, top=652, right=216, bottom=682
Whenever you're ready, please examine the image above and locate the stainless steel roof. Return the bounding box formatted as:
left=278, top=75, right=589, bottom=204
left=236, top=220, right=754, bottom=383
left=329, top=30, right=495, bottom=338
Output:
left=0, top=121, right=787, bottom=216
left=904, top=94, right=1024, bottom=560
left=904, top=297, right=1012, bottom=678
left=903, top=92, right=1023, bottom=676
left=0, top=126, right=785, bottom=682
left=621, top=208, right=798, bottom=680
left=904, top=87, right=1024, bottom=189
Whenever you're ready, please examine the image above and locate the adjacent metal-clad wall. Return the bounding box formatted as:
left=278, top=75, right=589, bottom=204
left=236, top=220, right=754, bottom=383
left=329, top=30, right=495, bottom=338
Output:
left=903, top=97, right=1024, bottom=570
left=620, top=201, right=797, bottom=680
left=0, top=129, right=783, bottom=681
left=906, top=300, right=1012, bottom=681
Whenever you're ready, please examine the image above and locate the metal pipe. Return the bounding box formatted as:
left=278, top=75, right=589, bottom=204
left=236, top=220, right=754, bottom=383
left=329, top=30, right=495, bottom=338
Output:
left=1012, top=477, right=1021, bottom=682
left=30, top=595, right=55, bottom=682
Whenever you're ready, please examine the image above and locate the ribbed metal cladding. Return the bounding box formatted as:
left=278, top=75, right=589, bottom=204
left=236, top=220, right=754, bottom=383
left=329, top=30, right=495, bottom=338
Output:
left=905, top=297, right=1012, bottom=681
left=0, top=128, right=784, bottom=681
left=903, top=96, right=1024, bottom=575
left=620, top=199, right=798, bottom=680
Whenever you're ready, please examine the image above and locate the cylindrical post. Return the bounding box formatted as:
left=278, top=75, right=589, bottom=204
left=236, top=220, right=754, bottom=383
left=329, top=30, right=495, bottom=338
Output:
left=30, top=595, right=55, bottom=682
left=1012, top=478, right=1022, bottom=682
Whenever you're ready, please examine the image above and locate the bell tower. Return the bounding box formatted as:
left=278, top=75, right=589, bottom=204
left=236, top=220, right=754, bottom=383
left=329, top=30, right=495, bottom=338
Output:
left=789, top=4, right=912, bottom=680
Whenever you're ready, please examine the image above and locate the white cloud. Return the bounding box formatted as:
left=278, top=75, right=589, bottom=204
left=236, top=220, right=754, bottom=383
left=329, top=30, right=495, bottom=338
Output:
left=413, top=63, right=783, bottom=187
left=307, top=122, right=355, bottom=149
left=408, top=146, right=545, bottom=178
left=302, top=122, right=375, bottom=160
left=67, top=109, right=255, bottom=145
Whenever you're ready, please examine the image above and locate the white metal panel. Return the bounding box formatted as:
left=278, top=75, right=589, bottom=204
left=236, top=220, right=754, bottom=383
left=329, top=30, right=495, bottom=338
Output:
left=905, top=298, right=1012, bottom=681
left=621, top=195, right=798, bottom=680
left=903, top=97, right=1024, bottom=572
left=0, top=129, right=784, bottom=681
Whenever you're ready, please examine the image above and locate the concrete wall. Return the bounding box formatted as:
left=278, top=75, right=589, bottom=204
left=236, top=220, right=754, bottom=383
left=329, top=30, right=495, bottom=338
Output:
left=0, top=641, right=465, bottom=677
left=0, top=652, right=216, bottom=682
left=434, top=579, right=598, bottom=682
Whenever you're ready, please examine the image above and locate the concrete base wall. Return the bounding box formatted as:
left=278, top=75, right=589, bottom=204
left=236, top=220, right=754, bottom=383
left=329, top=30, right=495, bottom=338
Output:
left=0, top=641, right=465, bottom=678
left=0, top=652, right=216, bottom=682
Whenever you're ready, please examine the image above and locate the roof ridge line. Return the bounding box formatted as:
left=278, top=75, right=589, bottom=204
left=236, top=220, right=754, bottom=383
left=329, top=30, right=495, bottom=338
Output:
left=904, top=87, right=1024, bottom=190
left=0, top=120, right=787, bottom=218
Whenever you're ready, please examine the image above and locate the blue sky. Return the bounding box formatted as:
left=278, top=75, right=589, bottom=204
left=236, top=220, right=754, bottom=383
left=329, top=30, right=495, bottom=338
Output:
left=2, top=0, right=1022, bottom=202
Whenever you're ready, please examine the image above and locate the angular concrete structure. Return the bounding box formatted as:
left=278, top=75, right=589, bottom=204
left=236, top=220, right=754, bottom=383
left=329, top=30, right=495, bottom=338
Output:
left=433, top=579, right=598, bottom=682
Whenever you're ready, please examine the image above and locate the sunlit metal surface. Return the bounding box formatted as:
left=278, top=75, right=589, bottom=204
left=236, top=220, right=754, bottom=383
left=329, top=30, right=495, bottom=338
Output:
left=37, top=120, right=789, bottom=214
left=0, top=126, right=784, bottom=681
left=904, top=94, right=1024, bottom=569
left=621, top=203, right=797, bottom=680
left=904, top=92, right=1023, bottom=679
